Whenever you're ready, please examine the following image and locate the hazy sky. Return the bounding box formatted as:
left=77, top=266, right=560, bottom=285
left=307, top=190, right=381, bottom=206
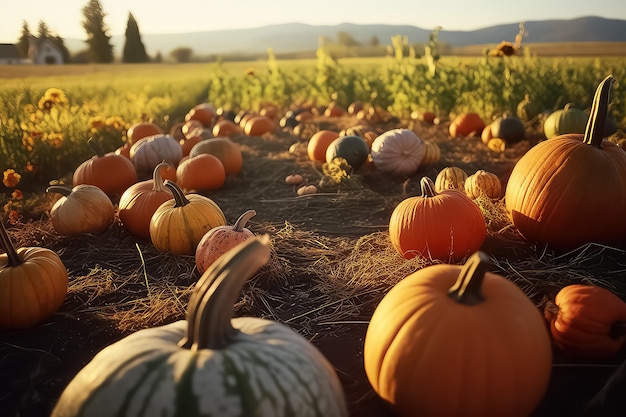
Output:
left=1, top=0, right=624, bottom=42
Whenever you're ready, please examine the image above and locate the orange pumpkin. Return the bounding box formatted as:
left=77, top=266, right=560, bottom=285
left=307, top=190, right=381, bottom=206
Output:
left=195, top=210, right=256, bottom=274
left=0, top=220, right=68, bottom=330
left=184, top=103, right=216, bottom=128
left=72, top=138, right=138, bottom=197
left=47, top=184, right=115, bottom=236
left=544, top=284, right=626, bottom=357
left=244, top=115, right=275, bottom=136
left=364, top=252, right=552, bottom=417
left=434, top=166, right=468, bottom=192
left=389, top=177, right=486, bottom=261
left=464, top=169, right=502, bottom=200
left=449, top=112, right=485, bottom=137
left=127, top=122, right=163, bottom=145
left=188, top=137, right=243, bottom=176
left=505, top=75, right=626, bottom=250
left=176, top=153, right=226, bottom=192
left=179, top=135, right=204, bottom=157
left=118, top=162, right=173, bottom=240
left=212, top=119, right=243, bottom=138
left=307, top=130, right=340, bottom=162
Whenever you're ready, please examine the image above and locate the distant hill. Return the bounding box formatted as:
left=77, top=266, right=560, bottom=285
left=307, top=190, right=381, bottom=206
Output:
left=64, top=16, right=626, bottom=57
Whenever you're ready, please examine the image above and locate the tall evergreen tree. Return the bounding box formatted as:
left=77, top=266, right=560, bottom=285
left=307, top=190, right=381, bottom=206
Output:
left=81, top=0, right=114, bottom=63
left=51, top=35, right=72, bottom=63
left=16, top=20, right=31, bottom=59
left=123, top=12, right=149, bottom=63
left=37, top=20, right=51, bottom=39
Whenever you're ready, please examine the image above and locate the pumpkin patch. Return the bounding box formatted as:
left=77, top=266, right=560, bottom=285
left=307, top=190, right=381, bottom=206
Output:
left=4, top=64, right=626, bottom=417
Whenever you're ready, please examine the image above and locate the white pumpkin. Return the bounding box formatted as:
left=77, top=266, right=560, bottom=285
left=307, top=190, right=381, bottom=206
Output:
left=52, top=236, right=348, bottom=417
left=370, top=128, right=426, bottom=176
left=130, top=134, right=183, bottom=174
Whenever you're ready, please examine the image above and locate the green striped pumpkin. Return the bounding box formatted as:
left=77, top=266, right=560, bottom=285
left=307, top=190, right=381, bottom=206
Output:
left=52, top=236, right=348, bottom=417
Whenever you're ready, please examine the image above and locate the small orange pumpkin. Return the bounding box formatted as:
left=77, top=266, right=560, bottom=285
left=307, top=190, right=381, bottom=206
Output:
left=544, top=284, right=626, bottom=357
left=176, top=153, right=226, bottom=192
left=195, top=209, right=256, bottom=274
left=244, top=115, right=275, bottom=136
left=184, top=103, right=216, bottom=128
left=307, top=130, right=340, bottom=162
left=118, top=162, right=173, bottom=240
left=212, top=119, right=243, bottom=138
left=188, top=137, right=243, bottom=176
left=127, top=122, right=163, bottom=145
left=389, top=177, right=486, bottom=261
left=0, top=220, right=68, bottom=330
left=449, top=112, right=485, bottom=137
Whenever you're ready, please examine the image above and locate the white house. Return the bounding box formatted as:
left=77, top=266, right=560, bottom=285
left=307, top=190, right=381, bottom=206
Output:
left=0, top=44, right=21, bottom=64
left=28, top=36, right=64, bottom=64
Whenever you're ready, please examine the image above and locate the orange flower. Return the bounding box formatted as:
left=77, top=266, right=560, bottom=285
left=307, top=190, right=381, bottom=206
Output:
left=89, top=116, right=106, bottom=131
left=8, top=209, right=20, bottom=225
left=25, top=162, right=35, bottom=173
left=3, top=169, right=21, bottom=188
left=11, top=189, right=23, bottom=200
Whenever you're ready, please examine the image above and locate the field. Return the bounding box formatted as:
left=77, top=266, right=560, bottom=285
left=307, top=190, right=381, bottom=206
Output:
left=2, top=54, right=626, bottom=417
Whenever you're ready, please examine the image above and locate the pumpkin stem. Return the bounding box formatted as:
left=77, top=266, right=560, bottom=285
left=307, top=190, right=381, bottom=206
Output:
left=583, top=75, right=615, bottom=149
left=0, top=220, right=23, bottom=267
left=232, top=210, right=256, bottom=232
left=46, top=185, right=73, bottom=197
left=610, top=322, right=626, bottom=339
left=420, top=177, right=437, bottom=198
left=153, top=162, right=171, bottom=193
left=179, top=235, right=271, bottom=350
left=87, top=137, right=106, bottom=157
left=447, top=251, right=489, bottom=305
left=163, top=180, right=190, bottom=207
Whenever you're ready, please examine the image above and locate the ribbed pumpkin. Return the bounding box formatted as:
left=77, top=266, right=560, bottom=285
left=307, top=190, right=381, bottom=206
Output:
left=189, top=137, right=243, bottom=176
left=370, top=128, right=426, bottom=176
left=544, top=284, right=626, bottom=357
left=51, top=236, right=348, bottom=417
left=307, top=130, right=340, bottom=162
left=184, top=103, right=216, bottom=127
left=389, top=177, right=486, bottom=262
left=421, top=140, right=441, bottom=165
left=325, top=135, right=370, bottom=170
left=130, top=134, right=183, bottom=174
left=72, top=138, right=138, bottom=197
left=47, top=184, right=115, bottom=236
left=364, top=252, right=552, bottom=417
left=0, top=220, right=68, bottom=330
left=149, top=180, right=226, bottom=255
left=434, top=166, right=468, bottom=192
left=543, top=103, right=588, bottom=139
left=505, top=75, right=626, bottom=250
left=195, top=209, right=256, bottom=274
left=449, top=112, right=485, bottom=137
left=118, top=162, right=173, bottom=240
left=464, top=169, right=502, bottom=200
left=176, top=153, right=226, bottom=192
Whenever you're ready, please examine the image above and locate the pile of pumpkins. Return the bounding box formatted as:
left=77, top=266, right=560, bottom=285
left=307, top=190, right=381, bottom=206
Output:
left=3, top=77, right=626, bottom=417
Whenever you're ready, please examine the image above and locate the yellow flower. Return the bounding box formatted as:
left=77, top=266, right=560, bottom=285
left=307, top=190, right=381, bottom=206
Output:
left=3, top=169, right=21, bottom=188
left=11, top=189, right=23, bottom=200
left=43, top=132, right=64, bottom=148
left=106, top=116, right=127, bottom=130
left=22, top=134, right=36, bottom=152
left=44, top=88, right=67, bottom=104
left=23, top=103, right=36, bottom=114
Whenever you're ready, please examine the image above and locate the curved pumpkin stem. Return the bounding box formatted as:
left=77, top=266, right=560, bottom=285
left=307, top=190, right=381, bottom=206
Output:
left=163, top=179, right=190, bottom=208
left=179, top=234, right=271, bottom=351
left=583, top=75, right=615, bottom=149
left=448, top=251, right=490, bottom=305
left=153, top=162, right=171, bottom=193
left=46, top=185, right=73, bottom=197
left=0, top=220, right=23, bottom=267
left=420, top=177, right=437, bottom=198
left=232, top=210, right=256, bottom=232
left=87, top=137, right=106, bottom=157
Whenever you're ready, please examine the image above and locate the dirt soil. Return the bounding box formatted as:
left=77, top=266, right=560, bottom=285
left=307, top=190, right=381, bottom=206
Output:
left=2, top=113, right=625, bottom=417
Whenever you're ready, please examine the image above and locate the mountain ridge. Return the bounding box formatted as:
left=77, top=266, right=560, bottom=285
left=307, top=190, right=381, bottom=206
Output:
left=64, top=16, right=626, bottom=56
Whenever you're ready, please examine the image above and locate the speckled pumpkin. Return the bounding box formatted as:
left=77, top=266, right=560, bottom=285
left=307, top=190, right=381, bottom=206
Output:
left=195, top=210, right=256, bottom=274
left=149, top=180, right=226, bottom=255
left=51, top=236, right=348, bottom=417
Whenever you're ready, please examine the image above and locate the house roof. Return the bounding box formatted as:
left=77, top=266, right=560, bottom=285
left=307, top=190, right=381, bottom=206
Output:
left=0, top=43, right=19, bottom=59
